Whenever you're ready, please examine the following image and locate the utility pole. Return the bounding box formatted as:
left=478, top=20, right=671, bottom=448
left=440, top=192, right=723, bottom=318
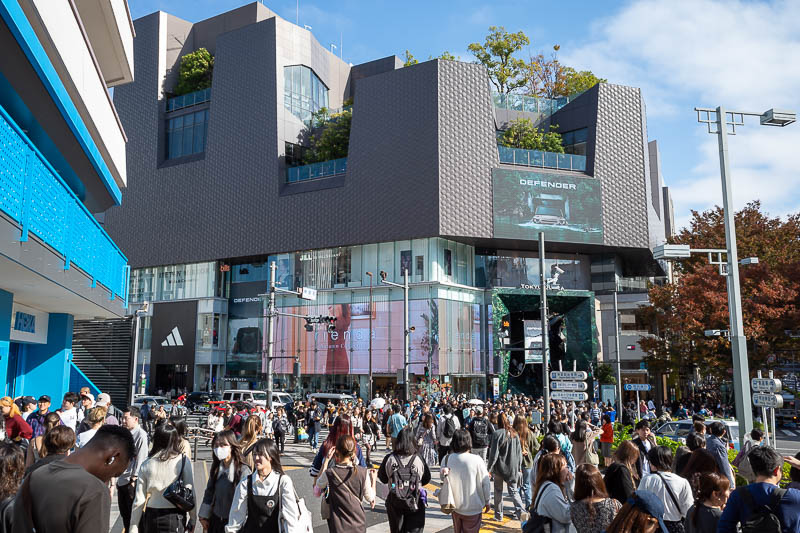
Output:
left=366, top=272, right=374, bottom=401
left=266, top=262, right=277, bottom=411
left=614, top=291, right=623, bottom=413
left=539, top=233, right=550, bottom=425
left=379, top=270, right=412, bottom=403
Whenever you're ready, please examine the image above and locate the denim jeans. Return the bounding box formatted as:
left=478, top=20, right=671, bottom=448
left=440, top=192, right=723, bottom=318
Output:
left=309, top=431, right=318, bottom=450
left=493, top=474, right=524, bottom=517
left=520, top=466, right=533, bottom=509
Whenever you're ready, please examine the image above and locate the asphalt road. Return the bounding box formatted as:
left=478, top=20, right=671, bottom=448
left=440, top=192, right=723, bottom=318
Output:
left=109, top=416, right=522, bottom=533
left=774, top=427, right=800, bottom=456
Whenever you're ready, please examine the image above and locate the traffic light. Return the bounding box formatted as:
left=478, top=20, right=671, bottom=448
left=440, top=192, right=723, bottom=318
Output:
left=293, top=361, right=301, bottom=380
left=323, top=316, right=337, bottom=332
left=424, top=366, right=430, bottom=378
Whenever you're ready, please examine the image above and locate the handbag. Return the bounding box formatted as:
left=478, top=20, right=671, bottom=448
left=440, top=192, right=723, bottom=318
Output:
left=584, top=437, right=599, bottom=466
left=523, top=481, right=553, bottom=533
left=438, top=455, right=455, bottom=515
left=280, top=476, right=314, bottom=533
left=163, top=455, right=195, bottom=513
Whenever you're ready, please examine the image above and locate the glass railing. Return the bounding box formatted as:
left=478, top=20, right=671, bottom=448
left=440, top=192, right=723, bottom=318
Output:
left=0, top=105, right=129, bottom=305
left=286, top=158, right=347, bottom=183
left=167, top=88, right=211, bottom=112
left=498, top=145, right=586, bottom=172
left=492, top=92, right=584, bottom=115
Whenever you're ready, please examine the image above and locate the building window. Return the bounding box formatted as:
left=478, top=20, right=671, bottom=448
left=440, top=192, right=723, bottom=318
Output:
left=285, top=142, right=306, bottom=167
left=561, top=128, right=588, bottom=155
left=166, top=109, right=209, bottom=159
left=284, top=65, right=329, bottom=125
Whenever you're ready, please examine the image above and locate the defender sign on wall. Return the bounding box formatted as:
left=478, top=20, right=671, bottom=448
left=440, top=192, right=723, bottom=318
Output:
left=492, top=168, right=603, bottom=244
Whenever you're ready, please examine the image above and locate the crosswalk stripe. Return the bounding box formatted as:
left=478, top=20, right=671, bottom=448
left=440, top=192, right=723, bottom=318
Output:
left=781, top=429, right=797, bottom=437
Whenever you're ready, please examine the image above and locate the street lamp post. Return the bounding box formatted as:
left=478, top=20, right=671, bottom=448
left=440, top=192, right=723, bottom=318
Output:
left=539, top=233, right=550, bottom=425
left=130, top=302, right=149, bottom=402
left=614, top=291, right=623, bottom=414
left=366, top=272, right=374, bottom=401
left=380, top=269, right=411, bottom=403
left=672, top=105, right=795, bottom=442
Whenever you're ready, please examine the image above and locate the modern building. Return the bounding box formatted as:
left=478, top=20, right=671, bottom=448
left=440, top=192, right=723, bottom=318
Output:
left=0, top=0, right=134, bottom=401
left=105, top=3, right=672, bottom=401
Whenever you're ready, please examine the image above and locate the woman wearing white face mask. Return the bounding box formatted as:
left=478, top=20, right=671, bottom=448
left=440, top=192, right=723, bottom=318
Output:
left=199, top=430, right=251, bottom=533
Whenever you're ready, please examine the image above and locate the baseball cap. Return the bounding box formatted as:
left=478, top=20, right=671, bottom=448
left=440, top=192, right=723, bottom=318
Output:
left=475, top=406, right=484, bottom=414
left=21, top=396, right=36, bottom=408
left=96, top=393, right=112, bottom=407
left=630, top=490, right=669, bottom=533
left=38, top=395, right=51, bottom=403
left=81, top=392, right=95, bottom=402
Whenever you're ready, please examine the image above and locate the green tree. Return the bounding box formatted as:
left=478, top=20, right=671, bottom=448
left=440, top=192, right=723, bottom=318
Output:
left=527, top=45, right=605, bottom=98
left=303, top=109, right=352, bottom=163
left=403, top=50, right=418, bottom=67
left=499, top=118, right=564, bottom=153
left=175, top=48, right=214, bottom=95
left=468, top=26, right=530, bottom=94
left=436, top=51, right=459, bottom=61
left=596, top=363, right=617, bottom=384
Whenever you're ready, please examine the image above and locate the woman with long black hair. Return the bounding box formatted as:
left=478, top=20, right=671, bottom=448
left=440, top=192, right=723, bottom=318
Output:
left=129, top=422, right=196, bottom=533
left=199, top=430, right=251, bottom=533
left=361, top=410, right=381, bottom=466
left=377, top=426, right=431, bottom=533
left=226, top=438, right=302, bottom=533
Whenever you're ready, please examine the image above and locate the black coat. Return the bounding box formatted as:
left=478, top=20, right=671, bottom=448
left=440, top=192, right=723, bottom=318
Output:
left=604, top=463, right=637, bottom=504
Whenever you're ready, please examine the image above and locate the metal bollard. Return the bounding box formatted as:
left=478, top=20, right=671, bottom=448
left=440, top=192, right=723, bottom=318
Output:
left=193, top=435, right=198, bottom=462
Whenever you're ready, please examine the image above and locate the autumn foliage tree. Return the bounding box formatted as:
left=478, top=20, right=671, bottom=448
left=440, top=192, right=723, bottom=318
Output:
left=638, top=201, right=800, bottom=383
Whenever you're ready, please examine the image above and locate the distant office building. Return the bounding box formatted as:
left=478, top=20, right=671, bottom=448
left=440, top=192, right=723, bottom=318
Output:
left=0, top=0, right=134, bottom=400
left=105, top=3, right=672, bottom=400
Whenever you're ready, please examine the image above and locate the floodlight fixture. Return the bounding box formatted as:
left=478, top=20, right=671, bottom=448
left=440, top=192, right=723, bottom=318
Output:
left=760, top=109, right=796, bottom=127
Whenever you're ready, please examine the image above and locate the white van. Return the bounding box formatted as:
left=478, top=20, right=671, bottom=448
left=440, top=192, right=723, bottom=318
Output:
left=307, top=392, right=356, bottom=405
left=221, top=390, right=294, bottom=409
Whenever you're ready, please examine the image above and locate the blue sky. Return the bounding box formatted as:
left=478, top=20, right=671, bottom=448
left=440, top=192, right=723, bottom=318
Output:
left=130, top=0, right=800, bottom=231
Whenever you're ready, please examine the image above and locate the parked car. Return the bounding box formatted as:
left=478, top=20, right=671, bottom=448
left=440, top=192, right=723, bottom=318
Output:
left=222, top=389, right=268, bottom=408
left=654, top=418, right=740, bottom=451
left=133, top=395, right=173, bottom=414
left=306, top=392, right=356, bottom=405
left=185, top=391, right=222, bottom=412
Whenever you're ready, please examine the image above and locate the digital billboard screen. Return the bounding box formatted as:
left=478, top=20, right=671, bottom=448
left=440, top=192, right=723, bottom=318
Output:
left=492, top=168, right=603, bottom=244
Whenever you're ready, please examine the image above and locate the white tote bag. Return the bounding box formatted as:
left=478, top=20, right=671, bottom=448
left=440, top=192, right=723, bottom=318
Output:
left=280, top=479, right=314, bottom=533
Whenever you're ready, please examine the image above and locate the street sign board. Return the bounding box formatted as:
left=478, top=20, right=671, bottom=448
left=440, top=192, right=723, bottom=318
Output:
left=624, top=383, right=652, bottom=391
left=298, top=287, right=317, bottom=301
left=751, top=378, right=782, bottom=393
left=551, top=381, right=588, bottom=391
left=753, top=393, right=784, bottom=408
left=551, top=391, right=589, bottom=401
left=550, top=371, right=588, bottom=381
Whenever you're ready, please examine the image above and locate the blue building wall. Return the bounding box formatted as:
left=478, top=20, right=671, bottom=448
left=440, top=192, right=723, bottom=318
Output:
left=12, top=313, right=74, bottom=402
left=0, top=289, right=11, bottom=392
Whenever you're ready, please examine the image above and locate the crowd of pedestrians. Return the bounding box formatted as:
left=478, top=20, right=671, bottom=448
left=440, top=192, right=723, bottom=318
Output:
left=0, top=386, right=799, bottom=533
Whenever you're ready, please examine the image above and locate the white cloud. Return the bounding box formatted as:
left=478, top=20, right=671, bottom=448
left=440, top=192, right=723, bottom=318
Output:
left=560, top=0, right=800, bottom=230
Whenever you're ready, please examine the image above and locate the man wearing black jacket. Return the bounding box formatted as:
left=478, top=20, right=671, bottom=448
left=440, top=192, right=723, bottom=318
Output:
left=631, top=419, right=658, bottom=478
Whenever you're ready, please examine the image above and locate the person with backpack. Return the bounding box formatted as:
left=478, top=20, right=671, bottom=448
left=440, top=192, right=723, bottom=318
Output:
left=486, top=412, right=525, bottom=521
left=306, top=401, right=322, bottom=452
left=273, top=407, right=290, bottom=454
left=437, top=405, right=460, bottom=462
left=637, top=446, right=693, bottom=533
left=718, top=446, right=800, bottom=533
left=734, top=428, right=764, bottom=483
left=377, top=426, right=431, bottom=533
left=314, top=434, right=376, bottom=533
left=468, top=407, right=492, bottom=464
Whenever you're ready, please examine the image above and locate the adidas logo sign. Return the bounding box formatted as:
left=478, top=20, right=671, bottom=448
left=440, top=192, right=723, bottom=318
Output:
left=161, top=326, right=184, bottom=347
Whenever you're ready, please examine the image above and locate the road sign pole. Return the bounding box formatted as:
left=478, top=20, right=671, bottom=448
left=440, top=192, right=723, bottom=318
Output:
left=770, top=370, right=778, bottom=450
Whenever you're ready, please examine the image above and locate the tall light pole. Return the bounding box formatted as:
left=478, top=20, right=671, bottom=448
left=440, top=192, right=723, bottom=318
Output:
left=539, top=233, right=550, bottom=425
left=366, top=271, right=374, bottom=401
left=130, top=302, right=149, bottom=401
left=692, top=106, right=795, bottom=440
left=613, top=291, right=623, bottom=413
left=380, top=269, right=411, bottom=402
left=265, top=262, right=277, bottom=411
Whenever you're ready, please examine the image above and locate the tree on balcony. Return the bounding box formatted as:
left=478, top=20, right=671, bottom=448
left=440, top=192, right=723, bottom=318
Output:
left=526, top=45, right=606, bottom=99
left=302, top=108, right=352, bottom=164
left=499, top=118, right=564, bottom=153
left=468, top=26, right=530, bottom=94
left=175, top=48, right=214, bottom=96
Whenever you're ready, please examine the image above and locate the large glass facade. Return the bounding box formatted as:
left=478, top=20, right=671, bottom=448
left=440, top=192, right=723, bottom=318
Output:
left=283, top=65, right=329, bottom=125
left=129, top=262, right=219, bottom=303
left=475, top=251, right=591, bottom=290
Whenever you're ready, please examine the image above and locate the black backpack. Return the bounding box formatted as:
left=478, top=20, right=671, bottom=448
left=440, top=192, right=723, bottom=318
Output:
left=740, top=486, right=786, bottom=533
left=523, top=481, right=553, bottom=533
left=472, top=418, right=489, bottom=448
left=387, top=454, right=421, bottom=513
left=442, top=416, right=456, bottom=439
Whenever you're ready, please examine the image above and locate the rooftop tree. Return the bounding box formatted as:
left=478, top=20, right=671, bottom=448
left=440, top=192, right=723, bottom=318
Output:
left=175, top=48, right=214, bottom=95
left=468, top=26, right=529, bottom=94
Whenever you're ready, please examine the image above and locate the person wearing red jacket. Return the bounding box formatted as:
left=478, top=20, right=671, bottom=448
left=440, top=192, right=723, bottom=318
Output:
left=0, top=396, right=33, bottom=441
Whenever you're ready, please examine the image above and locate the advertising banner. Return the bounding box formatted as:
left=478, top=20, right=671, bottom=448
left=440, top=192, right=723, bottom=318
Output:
left=492, top=168, right=603, bottom=244
left=150, top=300, right=198, bottom=385
left=228, top=281, right=266, bottom=364
left=523, top=320, right=543, bottom=363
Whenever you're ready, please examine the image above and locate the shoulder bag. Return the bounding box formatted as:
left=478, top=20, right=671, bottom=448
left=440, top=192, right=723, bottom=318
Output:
left=279, top=475, right=314, bottom=533
left=438, top=455, right=455, bottom=515
left=164, top=455, right=195, bottom=513
left=583, top=436, right=599, bottom=466
left=523, top=481, right=553, bottom=533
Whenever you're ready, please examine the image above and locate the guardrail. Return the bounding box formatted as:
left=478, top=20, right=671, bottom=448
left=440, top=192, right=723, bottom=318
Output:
left=0, top=105, right=129, bottom=304
left=286, top=157, right=347, bottom=183
left=498, top=145, right=586, bottom=172
left=166, top=88, right=211, bottom=112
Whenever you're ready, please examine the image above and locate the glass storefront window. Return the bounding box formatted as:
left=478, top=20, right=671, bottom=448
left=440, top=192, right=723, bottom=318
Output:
left=129, top=262, right=217, bottom=303
left=475, top=252, right=590, bottom=290
left=197, top=313, right=221, bottom=348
